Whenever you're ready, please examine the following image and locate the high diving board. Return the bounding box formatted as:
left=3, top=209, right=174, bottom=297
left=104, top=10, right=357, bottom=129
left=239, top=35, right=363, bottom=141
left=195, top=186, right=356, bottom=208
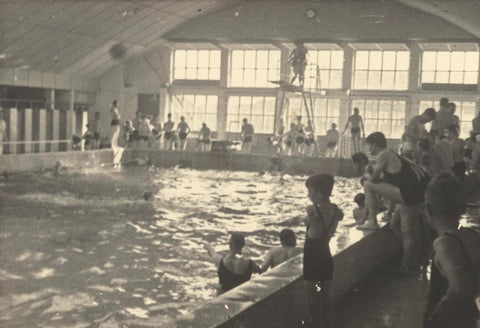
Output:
left=268, top=80, right=304, bottom=93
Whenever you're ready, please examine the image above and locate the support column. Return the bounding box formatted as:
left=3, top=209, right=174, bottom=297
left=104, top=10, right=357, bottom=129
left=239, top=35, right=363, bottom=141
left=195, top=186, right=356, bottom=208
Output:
left=24, top=108, right=32, bottom=153
left=52, top=110, right=59, bottom=152
left=81, top=110, right=88, bottom=151
left=217, top=93, right=228, bottom=140
left=67, top=89, right=75, bottom=150
left=8, top=108, right=17, bottom=154
left=159, top=87, right=168, bottom=121
left=39, top=109, right=46, bottom=152
left=340, top=44, right=354, bottom=129
left=407, top=43, right=422, bottom=121
left=66, top=110, right=72, bottom=151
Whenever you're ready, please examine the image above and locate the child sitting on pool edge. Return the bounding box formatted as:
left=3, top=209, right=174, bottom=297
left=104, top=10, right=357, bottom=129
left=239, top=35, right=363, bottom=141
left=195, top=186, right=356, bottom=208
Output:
left=303, top=174, right=344, bottom=328
left=261, top=229, right=302, bottom=273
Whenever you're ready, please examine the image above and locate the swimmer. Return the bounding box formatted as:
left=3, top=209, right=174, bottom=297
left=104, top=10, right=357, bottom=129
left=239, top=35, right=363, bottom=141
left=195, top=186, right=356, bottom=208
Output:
left=353, top=193, right=366, bottom=226
left=294, top=116, right=305, bottom=155
left=176, top=116, right=191, bottom=151
left=343, top=107, right=365, bottom=155
left=423, top=173, right=480, bottom=328
left=261, top=229, right=301, bottom=272
left=282, top=123, right=296, bottom=156
left=303, top=174, right=344, bottom=327
left=204, top=232, right=261, bottom=294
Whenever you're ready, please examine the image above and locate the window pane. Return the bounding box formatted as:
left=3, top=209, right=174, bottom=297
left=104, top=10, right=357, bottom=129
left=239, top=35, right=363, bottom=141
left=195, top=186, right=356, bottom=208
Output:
left=239, top=97, right=251, bottom=116
left=186, top=50, right=198, bottom=68
left=436, top=52, right=450, bottom=71
left=392, top=120, right=405, bottom=138
left=395, top=71, right=409, bottom=90
left=465, top=52, right=479, bottom=71
left=210, top=68, right=220, bottom=80
left=331, top=51, right=344, bottom=69
left=422, top=71, right=435, bottom=83
left=436, top=71, right=449, bottom=83
left=244, top=69, right=255, bottom=86
left=330, top=70, right=342, bottom=89
left=210, top=50, right=221, bottom=68
left=356, top=51, right=369, bottom=70
left=175, top=50, right=186, bottom=67
left=450, top=52, right=465, bottom=71
left=383, top=51, right=396, bottom=70
left=378, top=119, right=391, bottom=135
left=206, top=96, right=218, bottom=113
left=269, top=51, right=281, bottom=68
left=450, top=71, right=464, bottom=84
left=175, top=68, right=186, bottom=79
left=244, top=51, right=256, bottom=68
left=197, top=68, right=208, bottom=80
left=232, top=51, right=244, bottom=68
left=231, top=68, right=243, bottom=86
left=264, top=97, right=276, bottom=116
left=369, top=51, right=382, bottom=70
left=396, top=51, right=410, bottom=71
left=379, top=101, right=391, bottom=119
left=198, top=50, right=209, bottom=68
left=392, top=101, right=406, bottom=120
left=365, top=100, right=378, bottom=118
left=256, top=69, right=268, bottom=86
left=354, top=70, right=368, bottom=89
left=257, top=50, right=269, bottom=68
left=319, top=70, right=330, bottom=89
left=186, top=68, right=197, bottom=79
left=367, top=70, right=381, bottom=89
left=381, top=71, right=395, bottom=90
left=422, top=52, right=436, bottom=71
left=318, top=51, right=331, bottom=69
left=464, top=72, right=478, bottom=84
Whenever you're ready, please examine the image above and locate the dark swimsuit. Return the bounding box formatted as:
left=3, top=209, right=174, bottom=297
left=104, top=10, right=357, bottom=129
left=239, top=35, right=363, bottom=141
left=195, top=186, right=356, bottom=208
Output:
left=111, top=119, right=120, bottom=126
left=179, top=132, right=188, bottom=140
left=424, top=228, right=480, bottom=328
left=164, top=131, right=172, bottom=140
left=303, top=205, right=340, bottom=282
left=327, top=142, right=337, bottom=148
left=382, top=150, right=430, bottom=206
left=243, top=136, right=253, bottom=143
left=93, top=132, right=100, bottom=141
left=351, top=127, right=361, bottom=134
left=218, top=256, right=254, bottom=293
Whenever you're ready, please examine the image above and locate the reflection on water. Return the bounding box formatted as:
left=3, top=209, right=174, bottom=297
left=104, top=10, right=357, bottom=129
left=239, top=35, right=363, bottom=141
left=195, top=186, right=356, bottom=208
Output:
left=0, top=166, right=365, bottom=327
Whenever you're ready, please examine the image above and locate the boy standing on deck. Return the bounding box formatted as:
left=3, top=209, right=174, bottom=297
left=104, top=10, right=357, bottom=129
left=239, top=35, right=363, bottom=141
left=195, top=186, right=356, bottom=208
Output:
left=302, top=174, right=344, bottom=328
left=423, top=173, right=480, bottom=328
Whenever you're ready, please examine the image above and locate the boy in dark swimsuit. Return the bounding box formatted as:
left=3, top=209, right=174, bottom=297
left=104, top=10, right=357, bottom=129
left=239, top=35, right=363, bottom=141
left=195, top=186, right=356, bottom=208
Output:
left=204, top=232, right=261, bottom=294
left=423, top=173, right=480, bottom=328
left=303, top=174, right=344, bottom=327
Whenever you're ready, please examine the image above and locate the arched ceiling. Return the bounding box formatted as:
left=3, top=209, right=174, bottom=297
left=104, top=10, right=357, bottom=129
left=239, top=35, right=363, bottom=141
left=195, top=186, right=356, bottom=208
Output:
left=0, top=0, right=479, bottom=79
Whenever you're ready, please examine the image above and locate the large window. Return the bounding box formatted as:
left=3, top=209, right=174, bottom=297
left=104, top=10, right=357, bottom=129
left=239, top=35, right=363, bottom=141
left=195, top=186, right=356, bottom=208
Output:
left=353, top=51, right=409, bottom=90
left=227, top=96, right=276, bottom=133
left=173, top=49, right=221, bottom=80
left=303, top=50, right=343, bottom=89
left=169, top=94, right=218, bottom=131
left=419, top=100, right=477, bottom=138
left=352, top=99, right=406, bottom=138
left=421, top=51, right=479, bottom=84
left=286, top=97, right=340, bottom=135
left=230, top=50, right=281, bottom=87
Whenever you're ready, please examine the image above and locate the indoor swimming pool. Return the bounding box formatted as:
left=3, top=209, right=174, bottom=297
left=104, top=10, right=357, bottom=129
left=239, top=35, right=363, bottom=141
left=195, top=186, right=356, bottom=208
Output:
left=0, top=166, right=378, bottom=327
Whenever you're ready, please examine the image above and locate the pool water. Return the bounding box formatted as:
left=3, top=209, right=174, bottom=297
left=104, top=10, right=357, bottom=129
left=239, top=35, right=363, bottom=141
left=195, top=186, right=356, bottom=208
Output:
left=0, top=166, right=363, bottom=327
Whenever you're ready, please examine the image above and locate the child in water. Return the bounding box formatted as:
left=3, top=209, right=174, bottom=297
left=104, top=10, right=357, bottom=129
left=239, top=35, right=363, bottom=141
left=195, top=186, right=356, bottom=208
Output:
left=303, top=174, right=344, bottom=327
left=353, top=193, right=366, bottom=226
left=261, top=229, right=301, bottom=272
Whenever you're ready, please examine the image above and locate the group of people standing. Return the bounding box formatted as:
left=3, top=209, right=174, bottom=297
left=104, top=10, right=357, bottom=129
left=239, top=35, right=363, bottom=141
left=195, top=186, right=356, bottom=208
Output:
left=348, top=96, right=480, bottom=327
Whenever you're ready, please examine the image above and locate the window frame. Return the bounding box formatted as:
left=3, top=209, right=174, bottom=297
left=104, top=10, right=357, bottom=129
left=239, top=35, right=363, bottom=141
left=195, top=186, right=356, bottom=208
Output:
left=172, top=49, right=221, bottom=81
left=229, top=49, right=281, bottom=88
left=168, top=94, right=218, bottom=132
left=352, top=50, right=410, bottom=90
left=226, top=95, right=276, bottom=134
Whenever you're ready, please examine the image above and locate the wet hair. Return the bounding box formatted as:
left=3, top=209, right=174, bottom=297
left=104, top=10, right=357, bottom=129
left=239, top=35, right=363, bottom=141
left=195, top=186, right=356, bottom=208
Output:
left=423, top=108, right=436, bottom=120
left=180, top=116, right=185, bottom=120
left=95, top=112, right=100, bottom=117
left=448, top=102, right=456, bottom=111
left=351, top=152, right=369, bottom=166
left=279, top=229, right=296, bottom=247
left=440, top=97, right=449, bottom=107
left=353, top=107, right=359, bottom=112
left=230, top=232, right=245, bottom=249
left=243, top=118, right=248, bottom=123
left=112, top=100, right=118, bottom=106
left=290, top=122, right=296, bottom=129
left=354, top=193, right=365, bottom=206
left=366, top=132, right=387, bottom=148
left=167, top=113, right=172, bottom=118
left=306, top=174, right=334, bottom=197
left=426, top=173, right=465, bottom=220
